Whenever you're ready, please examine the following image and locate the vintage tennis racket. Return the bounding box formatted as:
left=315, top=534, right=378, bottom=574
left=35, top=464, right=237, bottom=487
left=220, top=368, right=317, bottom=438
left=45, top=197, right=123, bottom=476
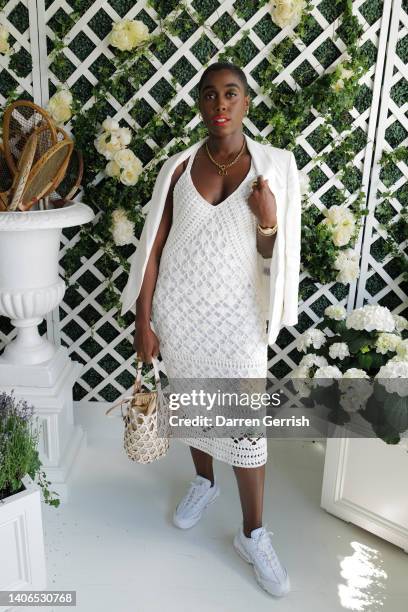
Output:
left=0, top=142, right=13, bottom=210
left=2, top=100, right=57, bottom=175
left=18, top=139, right=73, bottom=211
left=48, top=147, right=84, bottom=207
left=8, top=133, right=39, bottom=211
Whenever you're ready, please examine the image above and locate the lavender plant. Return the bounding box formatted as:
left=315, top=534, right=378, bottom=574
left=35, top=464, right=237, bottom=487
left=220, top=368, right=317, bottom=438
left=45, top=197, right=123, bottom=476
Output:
left=0, top=391, right=59, bottom=507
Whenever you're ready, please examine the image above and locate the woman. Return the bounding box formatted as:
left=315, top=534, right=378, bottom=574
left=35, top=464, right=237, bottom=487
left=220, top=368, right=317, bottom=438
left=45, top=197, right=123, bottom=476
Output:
left=121, top=62, right=301, bottom=597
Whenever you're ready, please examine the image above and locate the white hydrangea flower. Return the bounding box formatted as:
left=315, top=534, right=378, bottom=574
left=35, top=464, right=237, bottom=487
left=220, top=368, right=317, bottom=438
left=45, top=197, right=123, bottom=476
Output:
left=342, top=368, right=370, bottom=378
left=313, top=365, right=342, bottom=387
left=47, top=88, right=73, bottom=124
left=299, top=354, right=328, bottom=369
left=111, top=208, right=134, bottom=246
left=329, top=342, right=350, bottom=360
left=340, top=378, right=373, bottom=413
left=375, top=333, right=401, bottom=355
left=346, top=304, right=396, bottom=333
left=108, top=19, right=149, bottom=51
left=393, top=314, right=408, bottom=333
left=396, top=339, right=408, bottom=361
left=333, top=248, right=360, bottom=283
left=324, top=304, right=347, bottom=321
left=270, top=0, right=306, bottom=29
left=0, top=25, right=10, bottom=55
left=289, top=365, right=313, bottom=398
left=375, top=359, right=408, bottom=397
left=296, top=328, right=326, bottom=353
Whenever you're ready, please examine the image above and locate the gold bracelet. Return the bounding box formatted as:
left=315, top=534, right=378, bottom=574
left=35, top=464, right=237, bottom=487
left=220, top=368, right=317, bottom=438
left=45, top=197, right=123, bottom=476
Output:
left=257, top=223, right=278, bottom=236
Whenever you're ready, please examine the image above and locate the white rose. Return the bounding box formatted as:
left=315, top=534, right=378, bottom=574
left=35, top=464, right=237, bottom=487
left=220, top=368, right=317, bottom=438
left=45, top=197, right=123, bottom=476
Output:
left=331, top=79, right=345, bottom=92
left=324, top=304, right=347, bottom=321
left=127, top=20, right=149, bottom=46
left=329, top=342, right=350, bottom=360
left=339, top=65, right=355, bottom=81
left=117, top=127, right=132, bottom=147
left=94, top=132, right=123, bottom=160
left=108, top=20, right=149, bottom=51
left=105, top=160, right=121, bottom=178
left=47, top=89, right=73, bottom=124
left=0, top=25, right=10, bottom=55
left=346, top=304, right=396, bottom=333
left=111, top=208, right=135, bottom=246
left=120, top=160, right=143, bottom=186
left=271, top=0, right=305, bottom=28
left=108, top=21, right=133, bottom=51
left=113, top=148, right=137, bottom=168
left=102, top=117, right=120, bottom=132
left=334, top=249, right=360, bottom=283
left=375, top=333, right=401, bottom=355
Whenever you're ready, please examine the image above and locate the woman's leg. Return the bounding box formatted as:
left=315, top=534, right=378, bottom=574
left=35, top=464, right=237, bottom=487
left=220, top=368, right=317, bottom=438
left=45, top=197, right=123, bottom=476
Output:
left=233, top=464, right=266, bottom=537
left=190, top=446, right=215, bottom=485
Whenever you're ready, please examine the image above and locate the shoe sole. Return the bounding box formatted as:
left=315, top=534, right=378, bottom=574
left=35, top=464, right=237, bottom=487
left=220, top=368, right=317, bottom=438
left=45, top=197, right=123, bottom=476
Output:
left=233, top=535, right=291, bottom=597
left=173, top=487, right=220, bottom=529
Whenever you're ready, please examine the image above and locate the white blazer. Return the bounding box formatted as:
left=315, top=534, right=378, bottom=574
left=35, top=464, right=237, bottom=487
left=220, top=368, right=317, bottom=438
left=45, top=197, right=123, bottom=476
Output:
left=120, top=133, right=302, bottom=346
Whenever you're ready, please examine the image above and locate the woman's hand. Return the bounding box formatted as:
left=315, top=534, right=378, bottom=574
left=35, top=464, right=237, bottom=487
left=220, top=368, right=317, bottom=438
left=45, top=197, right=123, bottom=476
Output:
left=247, top=175, right=277, bottom=227
left=133, top=321, right=160, bottom=363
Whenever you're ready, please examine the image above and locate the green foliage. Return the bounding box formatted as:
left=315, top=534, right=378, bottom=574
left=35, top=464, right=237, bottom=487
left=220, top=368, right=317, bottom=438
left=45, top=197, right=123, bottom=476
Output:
left=31, top=0, right=384, bottom=318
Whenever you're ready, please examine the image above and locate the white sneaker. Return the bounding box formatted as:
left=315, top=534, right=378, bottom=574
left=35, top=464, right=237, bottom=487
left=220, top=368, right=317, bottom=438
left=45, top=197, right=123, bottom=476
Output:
left=173, top=475, right=220, bottom=529
left=233, top=526, right=290, bottom=597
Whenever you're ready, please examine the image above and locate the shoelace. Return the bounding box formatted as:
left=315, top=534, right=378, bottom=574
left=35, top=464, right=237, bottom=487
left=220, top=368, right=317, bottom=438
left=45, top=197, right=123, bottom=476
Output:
left=256, top=530, right=283, bottom=573
left=181, top=480, right=207, bottom=509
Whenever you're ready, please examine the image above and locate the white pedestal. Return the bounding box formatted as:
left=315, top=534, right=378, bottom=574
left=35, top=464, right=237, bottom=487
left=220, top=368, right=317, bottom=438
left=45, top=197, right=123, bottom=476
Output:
left=0, top=347, right=86, bottom=502
left=321, top=435, right=408, bottom=552
left=0, top=476, right=46, bottom=612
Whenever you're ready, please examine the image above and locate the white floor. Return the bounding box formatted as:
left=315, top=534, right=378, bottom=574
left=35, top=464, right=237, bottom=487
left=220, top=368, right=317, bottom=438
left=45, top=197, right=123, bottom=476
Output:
left=41, top=426, right=408, bottom=612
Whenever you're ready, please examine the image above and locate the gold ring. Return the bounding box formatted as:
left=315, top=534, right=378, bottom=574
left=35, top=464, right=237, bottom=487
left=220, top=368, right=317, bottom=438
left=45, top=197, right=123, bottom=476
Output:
left=251, top=179, right=258, bottom=188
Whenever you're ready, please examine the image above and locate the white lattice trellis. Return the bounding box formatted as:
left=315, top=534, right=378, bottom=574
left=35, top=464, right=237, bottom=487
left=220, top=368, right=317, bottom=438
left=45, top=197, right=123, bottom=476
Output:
left=0, top=0, right=407, bottom=403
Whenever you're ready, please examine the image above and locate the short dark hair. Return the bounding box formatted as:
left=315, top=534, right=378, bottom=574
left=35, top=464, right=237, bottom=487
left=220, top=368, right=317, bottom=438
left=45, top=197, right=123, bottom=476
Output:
left=198, top=62, right=249, bottom=96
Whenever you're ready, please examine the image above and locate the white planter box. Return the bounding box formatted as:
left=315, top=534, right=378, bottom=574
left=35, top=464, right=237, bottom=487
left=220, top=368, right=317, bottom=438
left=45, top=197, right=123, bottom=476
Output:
left=0, top=475, right=46, bottom=610
left=321, top=436, right=408, bottom=552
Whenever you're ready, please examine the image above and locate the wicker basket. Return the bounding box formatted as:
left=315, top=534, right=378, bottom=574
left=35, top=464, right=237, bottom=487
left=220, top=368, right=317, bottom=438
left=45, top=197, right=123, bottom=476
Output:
left=106, top=358, right=169, bottom=464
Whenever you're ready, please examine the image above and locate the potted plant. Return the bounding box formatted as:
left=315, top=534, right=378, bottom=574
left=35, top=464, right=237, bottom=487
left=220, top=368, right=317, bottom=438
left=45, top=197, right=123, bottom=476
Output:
left=290, top=303, right=408, bottom=550
left=0, top=391, right=59, bottom=595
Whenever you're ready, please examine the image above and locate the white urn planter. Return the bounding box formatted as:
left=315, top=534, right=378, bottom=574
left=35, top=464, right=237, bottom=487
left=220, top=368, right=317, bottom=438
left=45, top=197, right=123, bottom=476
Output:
left=0, top=202, right=95, bottom=500
left=0, top=475, right=46, bottom=605
left=321, top=433, right=408, bottom=553
left=0, top=201, right=93, bottom=365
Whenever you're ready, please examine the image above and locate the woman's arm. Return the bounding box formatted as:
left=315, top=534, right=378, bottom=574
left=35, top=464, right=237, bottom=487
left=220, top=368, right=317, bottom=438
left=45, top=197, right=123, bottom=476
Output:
left=133, top=161, right=186, bottom=361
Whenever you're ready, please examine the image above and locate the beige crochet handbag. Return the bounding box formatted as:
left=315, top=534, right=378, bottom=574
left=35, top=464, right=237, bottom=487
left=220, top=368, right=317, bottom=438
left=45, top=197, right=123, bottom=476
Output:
left=106, top=357, right=169, bottom=464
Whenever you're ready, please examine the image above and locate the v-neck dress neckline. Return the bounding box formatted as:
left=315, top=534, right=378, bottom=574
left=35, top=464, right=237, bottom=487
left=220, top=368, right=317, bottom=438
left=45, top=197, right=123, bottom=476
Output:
left=187, top=138, right=254, bottom=209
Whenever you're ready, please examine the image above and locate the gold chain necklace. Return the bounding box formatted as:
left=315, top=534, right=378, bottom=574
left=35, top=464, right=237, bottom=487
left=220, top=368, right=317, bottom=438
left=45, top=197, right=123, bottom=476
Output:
left=205, top=136, right=246, bottom=176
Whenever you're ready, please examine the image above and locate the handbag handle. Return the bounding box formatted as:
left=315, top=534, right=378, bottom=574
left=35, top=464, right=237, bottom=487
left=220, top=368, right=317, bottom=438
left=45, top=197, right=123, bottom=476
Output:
left=134, top=356, right=161, bottom=393
left=106, top=356, right=162, bottom=418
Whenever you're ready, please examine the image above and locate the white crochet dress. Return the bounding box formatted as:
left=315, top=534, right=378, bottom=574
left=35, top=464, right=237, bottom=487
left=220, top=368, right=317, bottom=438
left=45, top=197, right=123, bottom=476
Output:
left=151, top=145, right=269, bottom=467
